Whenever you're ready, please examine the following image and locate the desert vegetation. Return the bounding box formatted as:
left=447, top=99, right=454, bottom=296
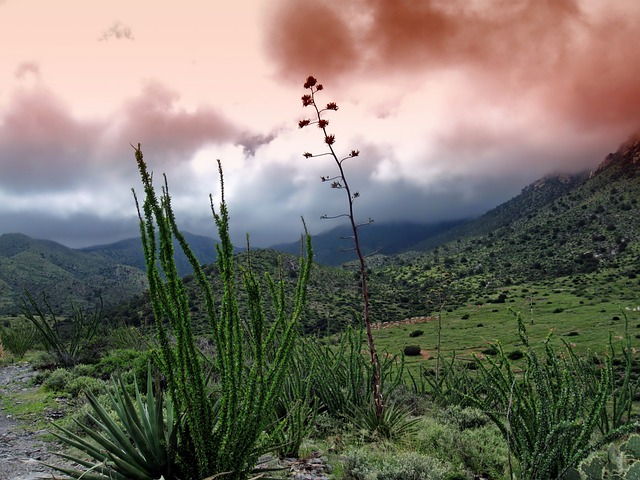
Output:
left=1, top=78, right=640, bottom=480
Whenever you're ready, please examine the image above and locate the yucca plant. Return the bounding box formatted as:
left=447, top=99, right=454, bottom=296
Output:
left=349, top=399, right=420, bottom=441
left=48, top=366, right=178, bottom=480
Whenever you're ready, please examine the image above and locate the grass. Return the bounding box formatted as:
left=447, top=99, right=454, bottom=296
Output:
left=0, top=386, right=63, bottom=433
left=372, top=274, right=640, bottom=378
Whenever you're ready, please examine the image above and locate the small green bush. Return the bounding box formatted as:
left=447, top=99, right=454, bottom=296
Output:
left=438, top=406, right=489, bottom=430
left=461, top=313, right=470, bottom=320
left=481, top=344, right=499, bottom=356
left=342, top=447, right=450, bottom=480
left=0, top=320, right=37, bottom=359
left=43, top=368, right=73, bottom=393
left=409, top=330, right=424, bottom=338
left=66, top=375, right=106, bottom=398
left=404, top=345, right=422, bottom=356
left=506, top=349, right=524, bottom=360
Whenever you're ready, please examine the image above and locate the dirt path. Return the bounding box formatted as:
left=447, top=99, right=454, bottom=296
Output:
left=0, top=363, right=64, bottom=480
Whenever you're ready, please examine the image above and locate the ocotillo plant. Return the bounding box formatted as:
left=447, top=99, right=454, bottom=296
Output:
left=133, top=145, right=313, bottom=479
left=298, top=76, right=383, bottom=419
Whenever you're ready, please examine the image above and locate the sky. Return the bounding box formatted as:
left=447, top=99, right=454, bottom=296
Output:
left=1, top=0, right=639, bottom=248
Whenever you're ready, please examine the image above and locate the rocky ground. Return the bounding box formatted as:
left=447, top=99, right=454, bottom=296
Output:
left=0, top=362, right=67, bottom=480
left=0, top=362, right=331, bottom=480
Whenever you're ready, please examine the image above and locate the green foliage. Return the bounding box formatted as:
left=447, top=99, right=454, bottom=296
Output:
left=42, top=367, right=106, bottom=398
left=48, top=368, right=178, bottom=480
left=409, top=329, right=424, bottom=338
left=404, top=345, right=421, bottom=356
left=350, top=400, right=420, bottom=441
left=341, top=447, right=451, bottom=480
left=567, top=314, right=640, bottom=436
left=21, top=292, right=103, bottom=367
left=0, top=318, right=37, bottom=358
left=566, top=434, right=640, bottom=479
left=468, top=312, right=634, bottom=480
left=271, top=350, right=317, bottom=458
left=300, top=327, right=404, bottom=423
left=132, top=148, right=313, bottom=479
left=42, top=368, right=73, bottom=392
left=419, top=353, right=486, bottom=407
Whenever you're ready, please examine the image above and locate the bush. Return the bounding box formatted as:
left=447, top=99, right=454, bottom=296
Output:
left=481, top=344, right=499, bottom=356
left=43, top=368, right=73, bottom=393
left=506, top=349, right=524, bottom=360
left=342, top=447, right=450, bottom=480
left=409, top=330, right=424, bottom=338
left=461, top=313, right=470, bottom=320
left=404, top=345, right=422, bottom=356
left=438, top=405, right=489, bottom=431
left=0, top=320, right=37, bottom=359
left=66, top=375, right=106, bottom=398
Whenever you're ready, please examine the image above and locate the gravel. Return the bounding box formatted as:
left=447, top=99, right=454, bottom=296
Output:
left=0, top=363, right=65, bottom=480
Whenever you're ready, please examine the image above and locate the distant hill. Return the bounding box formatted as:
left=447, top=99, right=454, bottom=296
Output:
left=81, top=231, right=220, bottom=277
left=0, top=233, right=147, bottom=315
left=270, top=220, right=466, bottom=266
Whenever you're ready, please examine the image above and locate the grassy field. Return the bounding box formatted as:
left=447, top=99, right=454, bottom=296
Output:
left=371, top=272, right=640, bottom=377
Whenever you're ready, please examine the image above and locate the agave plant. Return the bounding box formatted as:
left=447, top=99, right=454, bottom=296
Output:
left=47, top=366, right=179, bottom=480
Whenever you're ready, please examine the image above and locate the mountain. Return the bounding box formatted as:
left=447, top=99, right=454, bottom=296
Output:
left=409, top=171, right=590, bottom=252
left=81, top=231, right=220, bottom=278
left=365, top=134, right=640, bottom=313
left=270, top=220, right=465, bottom=266
left=0, top=233, right=147, bottom=315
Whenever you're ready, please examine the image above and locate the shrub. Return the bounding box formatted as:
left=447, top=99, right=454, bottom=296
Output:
left=0, top=320, right=37, bottom=359
left=506, top=349, right=524, bottom=360
left=342, top=447, right=450, bottom=480
left=461, top=313, right=470, bottom=320
left=404, top=345, right=422, bottom=356
left=21, top=293, right=103, bottom=368
left=468, top=312, right=633, bottom=480
left=43, top=368, right=73, bottom=393
left=409, top=329, right=424, bottom=338
left=133, top=150, right=313, bottom=478
left=481, top=344, right=499, bottom=356
left=66, top=376, right=106, bottom=398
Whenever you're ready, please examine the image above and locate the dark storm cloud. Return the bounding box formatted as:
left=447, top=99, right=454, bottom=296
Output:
left=0, top=81, right=246, bottom=194
left=0, top=87, right=105, bottom=193
left=265, top=0, right=640, bottom=132
left=264, top=0, right=359, bottom=83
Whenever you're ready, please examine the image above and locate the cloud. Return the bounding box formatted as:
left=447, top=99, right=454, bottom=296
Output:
left=0, top=80, right=251, bottom=242
left=99, top=21, right=134, bottom=41
left=265, top=0, right=640, bottom=132
left=0, top=86, right=105, bottom=193
left=264, top=0, right=359, bottom=83
left=114, top=82, right=241, bottom=164
left=14, top=62, right=40, bottom=80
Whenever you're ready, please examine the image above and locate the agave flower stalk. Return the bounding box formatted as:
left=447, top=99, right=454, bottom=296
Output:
left=298, top=76, right=384, bottom=419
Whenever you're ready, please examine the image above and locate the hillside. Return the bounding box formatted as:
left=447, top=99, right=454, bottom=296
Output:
left=0, top=233, right=147, bottom=315
left=106, top=136, right=640, bottom=333
left=367, top=135, right=640, bottom=314
left=270, top=220, right=465, bottom=266
left=81, top=231, right=220, bottom=277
